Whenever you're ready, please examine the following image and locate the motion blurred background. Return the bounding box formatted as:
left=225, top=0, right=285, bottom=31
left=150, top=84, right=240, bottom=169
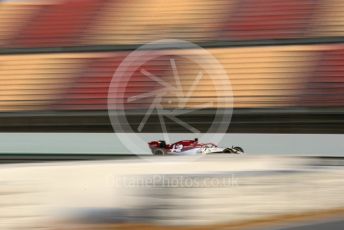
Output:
left=1, top=1, right=344, bottom=230
left=1, top=0, right=344, bottom=133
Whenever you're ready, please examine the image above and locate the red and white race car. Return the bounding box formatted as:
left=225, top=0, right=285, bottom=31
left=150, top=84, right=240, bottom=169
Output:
left=148, top=138, right=244, bottom=155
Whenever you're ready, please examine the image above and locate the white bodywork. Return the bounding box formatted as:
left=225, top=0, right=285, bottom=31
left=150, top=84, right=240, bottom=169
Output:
left=200, top=147, right=226, bottom=155
left=169, top=146, right=242, bottom=155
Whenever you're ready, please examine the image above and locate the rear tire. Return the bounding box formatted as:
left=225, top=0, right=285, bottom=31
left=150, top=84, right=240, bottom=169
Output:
left=153, top=149, right=165, bottom=155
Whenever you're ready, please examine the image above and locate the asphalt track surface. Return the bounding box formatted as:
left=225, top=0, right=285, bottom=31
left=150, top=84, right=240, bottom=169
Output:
left=0, top=155, right=343, bottom=229
left=269, top=219, right=344, bottom=230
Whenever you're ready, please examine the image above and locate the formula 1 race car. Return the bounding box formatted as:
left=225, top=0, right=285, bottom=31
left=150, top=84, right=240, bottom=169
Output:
left=148, top=138, right=244, bottom=156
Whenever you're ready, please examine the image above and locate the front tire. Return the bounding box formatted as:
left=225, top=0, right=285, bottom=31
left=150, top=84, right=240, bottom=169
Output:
left=223, top=148, right=233, bottom=153
left=233, top=146, right=244, bottom=153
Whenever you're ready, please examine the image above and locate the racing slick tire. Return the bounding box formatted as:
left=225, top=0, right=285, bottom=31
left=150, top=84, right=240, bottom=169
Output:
left=153, top=149, right=165, bottom=155
left=223, top=148, right=234, bottom=153
left=233, top=146, right=244, bottom=153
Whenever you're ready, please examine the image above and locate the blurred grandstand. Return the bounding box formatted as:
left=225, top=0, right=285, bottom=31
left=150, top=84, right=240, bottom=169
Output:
left=0, top=0, right=344, bottom=133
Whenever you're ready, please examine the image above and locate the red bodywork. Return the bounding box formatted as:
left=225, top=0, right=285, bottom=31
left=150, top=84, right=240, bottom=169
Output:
left=148, top=139, right=215, bottom=155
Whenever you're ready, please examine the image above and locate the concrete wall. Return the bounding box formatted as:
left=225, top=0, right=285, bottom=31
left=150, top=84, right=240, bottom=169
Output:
left=0, top=133, right=343, bottom=156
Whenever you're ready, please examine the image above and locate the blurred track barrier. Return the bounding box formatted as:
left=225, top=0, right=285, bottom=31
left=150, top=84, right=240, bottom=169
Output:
left=0, top=156, right=344, bottom=229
